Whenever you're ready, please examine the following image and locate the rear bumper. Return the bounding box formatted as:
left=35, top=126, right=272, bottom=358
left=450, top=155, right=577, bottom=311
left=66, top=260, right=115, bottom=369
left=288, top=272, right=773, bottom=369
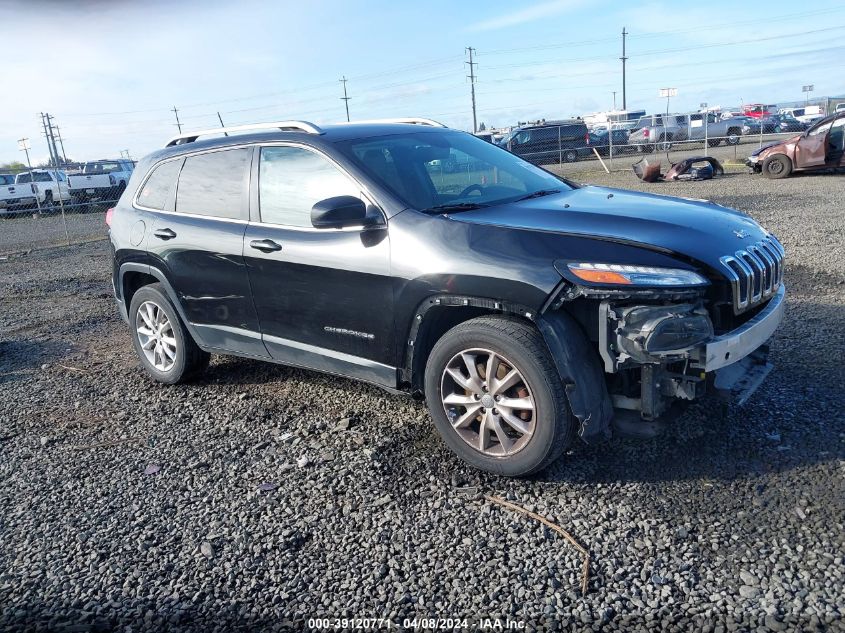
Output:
left=700, top=285, right=785, bottom=371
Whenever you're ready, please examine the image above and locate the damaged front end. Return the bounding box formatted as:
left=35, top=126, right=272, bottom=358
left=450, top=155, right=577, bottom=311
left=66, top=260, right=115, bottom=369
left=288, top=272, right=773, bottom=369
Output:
left=548, top=251, right=785, bottom=428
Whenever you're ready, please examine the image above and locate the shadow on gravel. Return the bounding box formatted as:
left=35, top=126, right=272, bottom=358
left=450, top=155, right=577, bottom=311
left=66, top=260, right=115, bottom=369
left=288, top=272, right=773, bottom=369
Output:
left=0, top=339, right=71, bottom=385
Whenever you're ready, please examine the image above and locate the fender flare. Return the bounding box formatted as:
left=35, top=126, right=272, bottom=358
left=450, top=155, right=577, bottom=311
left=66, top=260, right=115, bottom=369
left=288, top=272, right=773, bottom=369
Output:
left=118, top=262, right=205, bottom=345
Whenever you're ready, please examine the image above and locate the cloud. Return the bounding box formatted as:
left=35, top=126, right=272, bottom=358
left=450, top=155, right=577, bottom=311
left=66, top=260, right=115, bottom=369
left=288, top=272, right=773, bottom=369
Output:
left=467, top=0, right=588, bottom=32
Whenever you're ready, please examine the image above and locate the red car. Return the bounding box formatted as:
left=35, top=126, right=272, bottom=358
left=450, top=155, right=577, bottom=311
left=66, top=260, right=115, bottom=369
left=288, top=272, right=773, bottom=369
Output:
left=743, top=104, right=776, bottom=119
left=746, top=111, right=845, bottom=178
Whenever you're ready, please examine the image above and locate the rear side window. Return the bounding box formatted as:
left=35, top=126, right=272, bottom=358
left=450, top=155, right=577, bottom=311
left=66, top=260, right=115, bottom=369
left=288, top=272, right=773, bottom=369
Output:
left=258, top=146, right=359, bottom=228
left=137, top=159, right=182, bottom=210
left=176, top=148, right=250, bottom=219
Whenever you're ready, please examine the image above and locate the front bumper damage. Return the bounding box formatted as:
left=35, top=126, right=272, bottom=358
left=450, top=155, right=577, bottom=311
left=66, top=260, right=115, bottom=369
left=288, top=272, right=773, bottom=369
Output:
left=600, top=285, right=785, bottom=419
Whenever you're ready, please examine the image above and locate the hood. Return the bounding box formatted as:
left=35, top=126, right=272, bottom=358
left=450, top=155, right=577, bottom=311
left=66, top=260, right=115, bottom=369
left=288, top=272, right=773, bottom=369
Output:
left=751, top=136, right=799, bottom=156
left=449, top=185, right=772, bottom=271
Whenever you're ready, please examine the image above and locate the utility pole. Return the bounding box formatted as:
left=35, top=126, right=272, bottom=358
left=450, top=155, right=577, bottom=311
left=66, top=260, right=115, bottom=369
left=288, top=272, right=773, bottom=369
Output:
left=466, top=46, right=478, bottom=133
left=46, top=114, right=62, bottom=166
left=620, top=27, right=628, bottom=111
left=612, top=91, right=617, bottom=110
left=339, top=76, right=351, bottom=122
left=17, top=138, right=42, bottom=214
left=55, top=126, right=69, bottom=164
left=172, top=106, right=182, bottom=133
left=217, top=112, right=229, bottom=136
left=40, top=113, right=58, bottom=167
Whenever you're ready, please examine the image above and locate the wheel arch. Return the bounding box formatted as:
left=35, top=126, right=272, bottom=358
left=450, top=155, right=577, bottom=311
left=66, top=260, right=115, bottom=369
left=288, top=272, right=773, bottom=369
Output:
left=118, top=262, right=204, bottom=345
left=404, top=294, right=612, bottom=442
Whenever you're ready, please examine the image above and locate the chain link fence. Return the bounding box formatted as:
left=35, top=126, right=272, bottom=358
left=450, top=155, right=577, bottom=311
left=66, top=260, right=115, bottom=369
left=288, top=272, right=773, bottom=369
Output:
left=0, top=161, right=132, bottom=255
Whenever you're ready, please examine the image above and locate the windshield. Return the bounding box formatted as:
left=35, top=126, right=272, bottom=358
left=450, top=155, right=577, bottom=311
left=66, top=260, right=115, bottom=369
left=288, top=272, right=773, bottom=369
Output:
left=336, top=130, right=572, bottom=211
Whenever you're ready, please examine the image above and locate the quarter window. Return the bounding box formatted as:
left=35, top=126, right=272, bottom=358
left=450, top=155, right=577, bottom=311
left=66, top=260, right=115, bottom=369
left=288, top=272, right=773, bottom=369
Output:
left=137, top=159, right=183, bottom=211
left=258, top=146, right=359, bottom=227
left=176, top=148, right=250, bottom=219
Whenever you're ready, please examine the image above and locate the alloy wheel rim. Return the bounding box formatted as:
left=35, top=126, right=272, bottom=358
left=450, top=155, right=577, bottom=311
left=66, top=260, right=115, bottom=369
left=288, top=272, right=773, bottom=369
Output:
left=440, top=348, right=536, bottom=457
left=136, top=300, right=177, bottom=371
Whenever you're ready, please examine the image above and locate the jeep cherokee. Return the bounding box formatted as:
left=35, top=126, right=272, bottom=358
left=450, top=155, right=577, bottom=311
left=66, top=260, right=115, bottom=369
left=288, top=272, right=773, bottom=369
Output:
left=109, top=118, right=785, bottom=476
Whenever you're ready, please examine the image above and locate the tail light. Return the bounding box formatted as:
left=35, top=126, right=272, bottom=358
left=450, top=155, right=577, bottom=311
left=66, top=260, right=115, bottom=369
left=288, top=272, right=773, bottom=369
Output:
left=585, top=132, right=590, bottom=145
left=109, top=174, right=116, bottom=186
left=643, top=129, right=650, bottom=139
left=105, top=207, right=114, bottom=227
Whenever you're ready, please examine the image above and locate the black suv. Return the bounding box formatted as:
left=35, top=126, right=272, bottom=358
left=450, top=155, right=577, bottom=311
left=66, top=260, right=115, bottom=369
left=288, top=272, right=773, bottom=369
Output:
left=109, top=118, right=785, bottom=476
left=500, top=120, right=590, bottom=164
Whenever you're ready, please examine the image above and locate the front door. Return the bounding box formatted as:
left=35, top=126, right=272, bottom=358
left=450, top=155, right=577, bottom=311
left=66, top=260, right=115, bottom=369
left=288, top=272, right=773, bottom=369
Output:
left=145, top=148, right=266, bottom=357
left=795, top=118, right=832, bottom=169
left=243, top=144, right=395, bottom=387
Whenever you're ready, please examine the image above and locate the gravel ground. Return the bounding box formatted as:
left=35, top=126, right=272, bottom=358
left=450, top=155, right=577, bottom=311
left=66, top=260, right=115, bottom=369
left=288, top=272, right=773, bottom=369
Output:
left=0, top=210, right=108, bottom=255
left=1, top=170, right=843, bottom=632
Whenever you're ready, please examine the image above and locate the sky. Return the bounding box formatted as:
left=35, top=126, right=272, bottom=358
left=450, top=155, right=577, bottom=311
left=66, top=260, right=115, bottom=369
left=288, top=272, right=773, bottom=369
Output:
left=1, top=0, right=844, bottom=164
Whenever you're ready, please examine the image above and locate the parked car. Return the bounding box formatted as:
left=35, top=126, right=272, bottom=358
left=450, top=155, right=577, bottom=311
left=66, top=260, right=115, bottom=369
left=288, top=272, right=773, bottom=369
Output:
left=628, top=114, right=680, bottom=152
left=742, top=104, right=776, bottom=119
left=836, top=103, right=845, bottom=113
left=779, top=106, right=825, bottom=125
left=741, top=115, right=805, bottom=135
left=501, top=120, right=591, bottom=164
left=0, top=169, right=69, bottom=215
left=747, top=111, right=845, bottom=178
left=628, top=113, right=744, bottom=151
left=110, top=118, right=786, bottom=476
left=589, top=128, right=634, bottom=156
left=68, top=159, right=135, bottom=208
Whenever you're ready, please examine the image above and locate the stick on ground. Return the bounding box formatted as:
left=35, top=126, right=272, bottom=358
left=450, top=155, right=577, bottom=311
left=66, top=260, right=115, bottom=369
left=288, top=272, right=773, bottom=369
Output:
left=485, top=494, right=590, bottom=596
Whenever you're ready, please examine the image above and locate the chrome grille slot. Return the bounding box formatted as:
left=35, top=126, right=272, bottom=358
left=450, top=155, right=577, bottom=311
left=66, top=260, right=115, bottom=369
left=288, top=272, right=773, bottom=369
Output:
left=719, top=235, right=785, bottom=313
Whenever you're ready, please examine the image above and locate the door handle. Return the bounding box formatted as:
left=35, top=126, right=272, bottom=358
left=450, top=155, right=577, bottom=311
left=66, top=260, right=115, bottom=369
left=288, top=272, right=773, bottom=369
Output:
left=153, top=228, right=177, bottom=240
left=250, top=238, right=283, bottom=253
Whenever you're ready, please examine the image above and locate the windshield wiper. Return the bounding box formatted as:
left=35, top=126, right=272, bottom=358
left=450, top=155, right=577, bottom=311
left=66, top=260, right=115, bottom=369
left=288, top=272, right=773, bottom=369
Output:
left=517, top=188, right=562, bottom=201
left=422, top=202, right=489, bottom=214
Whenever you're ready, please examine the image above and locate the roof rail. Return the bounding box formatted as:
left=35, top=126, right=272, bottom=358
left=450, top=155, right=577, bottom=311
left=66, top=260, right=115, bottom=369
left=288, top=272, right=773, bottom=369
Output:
left=342, top=117, right=447, bottom=128
left=165, top=120, right=323, bottom=147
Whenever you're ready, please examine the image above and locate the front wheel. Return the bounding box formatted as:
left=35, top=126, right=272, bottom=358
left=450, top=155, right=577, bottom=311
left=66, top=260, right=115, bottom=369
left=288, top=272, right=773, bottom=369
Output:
left=129, top=283, right=210, bottom=384
left=762, top=154, right=792, bottom=179
left=707, top=139, right=721, bottom=147
left=423, top=316, right=574, bottom=477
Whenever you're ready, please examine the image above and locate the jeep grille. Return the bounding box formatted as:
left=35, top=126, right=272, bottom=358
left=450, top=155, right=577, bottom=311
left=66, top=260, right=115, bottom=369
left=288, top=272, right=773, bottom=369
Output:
left=719, top=235, right=785, bottom=313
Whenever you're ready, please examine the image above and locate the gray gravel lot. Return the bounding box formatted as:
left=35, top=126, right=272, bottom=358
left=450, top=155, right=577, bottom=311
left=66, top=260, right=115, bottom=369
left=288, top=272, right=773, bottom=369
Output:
left=0, top=210, right=108, bottom=255
left=1, top=171, right=843, bottom=632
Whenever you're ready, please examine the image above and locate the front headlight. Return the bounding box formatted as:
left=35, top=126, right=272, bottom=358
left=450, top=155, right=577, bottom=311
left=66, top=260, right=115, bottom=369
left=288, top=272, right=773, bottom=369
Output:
left=567, top=263, right=709, bottom=287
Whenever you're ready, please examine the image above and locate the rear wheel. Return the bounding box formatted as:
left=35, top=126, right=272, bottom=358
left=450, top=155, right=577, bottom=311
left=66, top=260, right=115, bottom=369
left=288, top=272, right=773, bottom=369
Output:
left=129, top=283, right=210, bottom=384
left=423, top=316, right=574, bottom=477
left=637, top=144, right=654, bottom=154
left=41, top=191, right=53, bottom=213
left=657, top=135, right=672, bottom=151
left=726, top=129, right=741, bottom=145
left=563, top=149, right=578, bottom=163
left=707, top=139, right=721, bottom=147
left=762, top=154, right=792, bottom=179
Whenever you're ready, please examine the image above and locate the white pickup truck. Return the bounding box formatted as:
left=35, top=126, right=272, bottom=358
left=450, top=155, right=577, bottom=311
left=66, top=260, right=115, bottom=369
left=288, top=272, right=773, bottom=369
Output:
left=68, top=159, right=135, bottom=207
left=0, top=170, right=70, bottom=216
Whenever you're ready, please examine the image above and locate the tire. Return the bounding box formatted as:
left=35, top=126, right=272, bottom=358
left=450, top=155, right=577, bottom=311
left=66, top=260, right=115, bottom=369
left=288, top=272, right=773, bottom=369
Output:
left=637, top=144, right=654, bottom=154
left=726, top=129, right=741, bottom=145
left=762, top=154, right=792, bottom=179
left=563, top=150, right=578, bottom=163
left=129, top=283, right=210, bottom=384
left=657, top=135, right=672, bottom=151
left=423, top=316, right=575, bottom=477
left=41, top=191, right=53, bottom=212
left=707, top=139, right=721, bottom=147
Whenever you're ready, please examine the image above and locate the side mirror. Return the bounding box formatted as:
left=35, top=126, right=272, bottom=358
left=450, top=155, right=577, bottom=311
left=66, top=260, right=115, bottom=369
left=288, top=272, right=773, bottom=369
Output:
left=311, top=195, right=368, bottom=229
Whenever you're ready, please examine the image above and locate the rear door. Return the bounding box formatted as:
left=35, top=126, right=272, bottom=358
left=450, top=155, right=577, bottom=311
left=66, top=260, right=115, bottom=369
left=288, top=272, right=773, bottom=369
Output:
left=243, top=144, right=395, bottom=386
left=145, top=147, right=266, bottom=357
